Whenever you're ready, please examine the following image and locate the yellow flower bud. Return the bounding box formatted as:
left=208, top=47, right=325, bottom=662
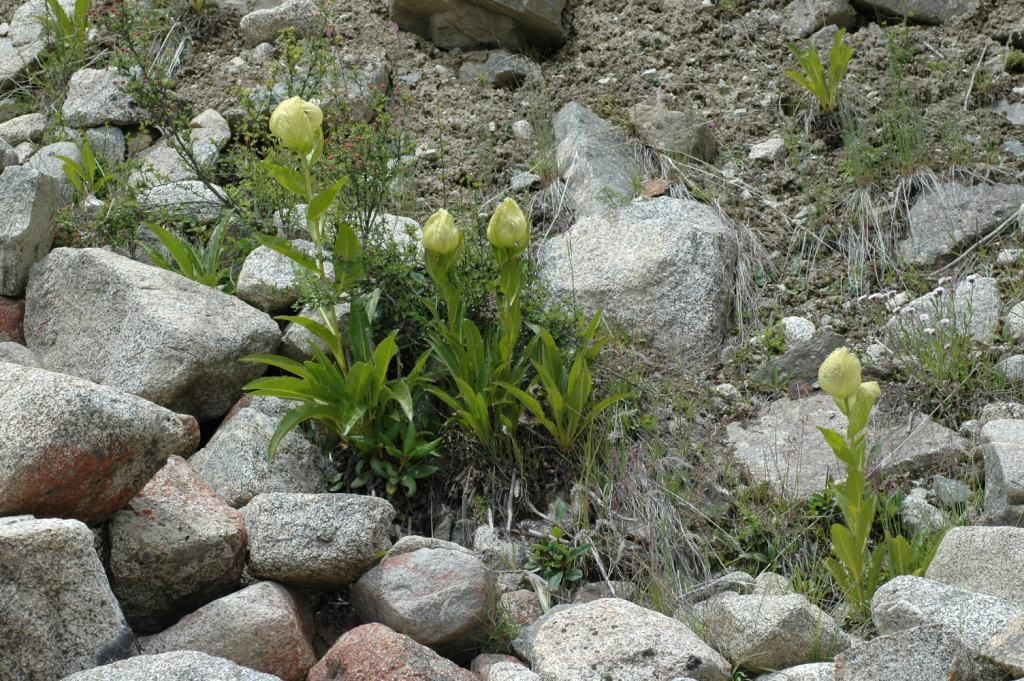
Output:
left=817, top=347, right=862, bottom=400
left=421, top=209, right=461, bottom=255
left=487, top=198, right=530, bottom=250
left=269, top=96, right=323, bottom=158
left=857, top=381, right=881, bottom=403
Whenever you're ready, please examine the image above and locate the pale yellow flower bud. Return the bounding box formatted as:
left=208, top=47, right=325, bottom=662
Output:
left=487, top=198, right=529, bottom=250
left=269, top=96, right=323, bottom=158
left=422, top=209, right=461, bottom=255
left=857, top=381, right=881, bottom=402
left=817, top=347, right=862, bottom=400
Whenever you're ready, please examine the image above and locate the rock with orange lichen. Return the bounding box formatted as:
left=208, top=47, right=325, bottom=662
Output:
left=0, top=362, right=192, bottom=523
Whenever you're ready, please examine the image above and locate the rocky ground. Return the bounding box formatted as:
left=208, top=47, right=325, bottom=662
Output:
left=3, top=0, right=1024, bottom=678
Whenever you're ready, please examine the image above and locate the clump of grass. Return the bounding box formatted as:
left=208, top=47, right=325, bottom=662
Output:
left=1006, top=48, right=1024, bottom=74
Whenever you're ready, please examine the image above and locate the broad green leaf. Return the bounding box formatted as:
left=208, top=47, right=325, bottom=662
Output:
left=307, top=177, right=347, bottom=224
left=262, top=159, right=308, bottom=198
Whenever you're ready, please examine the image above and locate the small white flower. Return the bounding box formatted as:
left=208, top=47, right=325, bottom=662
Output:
left=924, top=327, right=936, bottom=335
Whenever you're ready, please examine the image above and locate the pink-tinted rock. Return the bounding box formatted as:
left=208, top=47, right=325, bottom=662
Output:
left=0, top=296, right=25, bottom=343
left=498, top=590, right=542, bottom=628
left=307, top=623, right=476, bottom=681
left=0, top=363, right=192, bottom=523
left=471, top=653, right=527, bottom=680
left=109, top=455, right=247, bottom=633
left=141, top=582, right=316, bottom=681
left=178, top=414, right=201, bottom=455
left=350, top=547, right=494, bottom=660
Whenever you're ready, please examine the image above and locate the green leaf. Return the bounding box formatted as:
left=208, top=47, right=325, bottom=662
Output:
left=255, top=234, right=319, bottom=273
left=262, top=160, right=308, bottom=198
left=307, top=177, right=347, bottom=224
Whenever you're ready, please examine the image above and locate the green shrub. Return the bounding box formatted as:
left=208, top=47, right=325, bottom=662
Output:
left=786, top=29, right=854, bottom=114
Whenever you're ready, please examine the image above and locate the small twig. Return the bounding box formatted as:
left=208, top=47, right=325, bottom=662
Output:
left=922, top=41, right=945, bottom=59
left=964, top=46, right=987, bottom=111
left=935, top=210, right=1017, bottom=273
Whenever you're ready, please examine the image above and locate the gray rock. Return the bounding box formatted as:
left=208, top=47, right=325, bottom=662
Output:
left=981, top=401, right=1024, bottom=422
left=138, top=180, right=225, bottom=224
left=0, top=136, right=16, bottom=168
left=0, top=516, right=135, bottom=680
left=0, top=37, right=44, bottom=91
left=0, top=165, right=58, bottom=296
left=574, top=580, right=638, bottom=603
left=977, top=505, right=1024, bottom=527
left=351, top=547, right=494, bottom=659
left=886, top=274, right=1000, bottom=344
left=0, top=362, right=191, bottom=522
left=512, top=119, right=533, bottom=139
left=240, top=0, right=321, bottom=46
left=473, top=525, right=530, bottom=569
left=274, top=203, right=308, bottom=239
left=702, top=593, right=849, bottom=671
left=983, top=420, right=1024, bottom=512
left=84, top=126, right=127, bottom=167
left=62, top=651, right=282, bottom=680
left=140, top=582, right=317, bottom=681
left=749, top=138, right=786, bottom=162
left=900, top=487, right=945, bottom=535
left=784, top=0, right=857, bottom=38
left=871, top=576, right=1022, bottom=651
left=553, top=101, right=639, bottom=215
left=280, top=303, right=349, bottom=362
left=188, top=407, right=330, bottom=507
left=630, top=103, right=716, bottom=163
left=327, top=61, right=390, bottom=123
left=12, top=140, right=31, bottom=162
left=757, top=663, right=836, bottom=681
left=751, top=330, right=845, bottom=385
left=997, top=101, right=1024, bottom=125
left=727, top=395, right=966, bottom=498
left=997, top=355, right=1024, bottom=382
left=510, top=171, right=541, bottom=192
left=389, top=0, right=568, bottom=50
left=540, top=197, right=736, bottom=360
left=459, top=50, right=538, bottom=88
left=849, top=0, right=975, bottom=24
left=926, top=526, right=1024, bottom=606
left=833, top=625, right=990, bottom=681
left=1007, top=301, right=1024, bottom=340
left=236, top=240, right=332, bottom=313
left=983, top=612, right=1024, bottom=678
left=898, top=182, right=1024, bottom=266
left=24, top=248, right=280, bottom=421
left=243, top=492, right=395, bottom=588
left=0, top=112, right=45, bottom=144
left=753, top=572, right=795, bottom=597
left=931, top=474, right=970, bottom=508
left=488, top=662, right=541, bottom=681
left=0, top=340, right=36, bottom=366
left=62, top=68, right=144, bottom=128
left=25, top=140, right=80, bottom=203
left=685, top=570, right=756, bottom=603
left=781, top=316, right=816, bottom=345
left=9, top=0, right=76, bottom=46
left=386, top=534, right=476, bottom=558
left=109, top=456, right=247, bottom=633
left=513, top=598, right=731, bottom=680
left=131, top=109, right=231, bottom=185
left=998, top=248, right=1024, bottom=266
